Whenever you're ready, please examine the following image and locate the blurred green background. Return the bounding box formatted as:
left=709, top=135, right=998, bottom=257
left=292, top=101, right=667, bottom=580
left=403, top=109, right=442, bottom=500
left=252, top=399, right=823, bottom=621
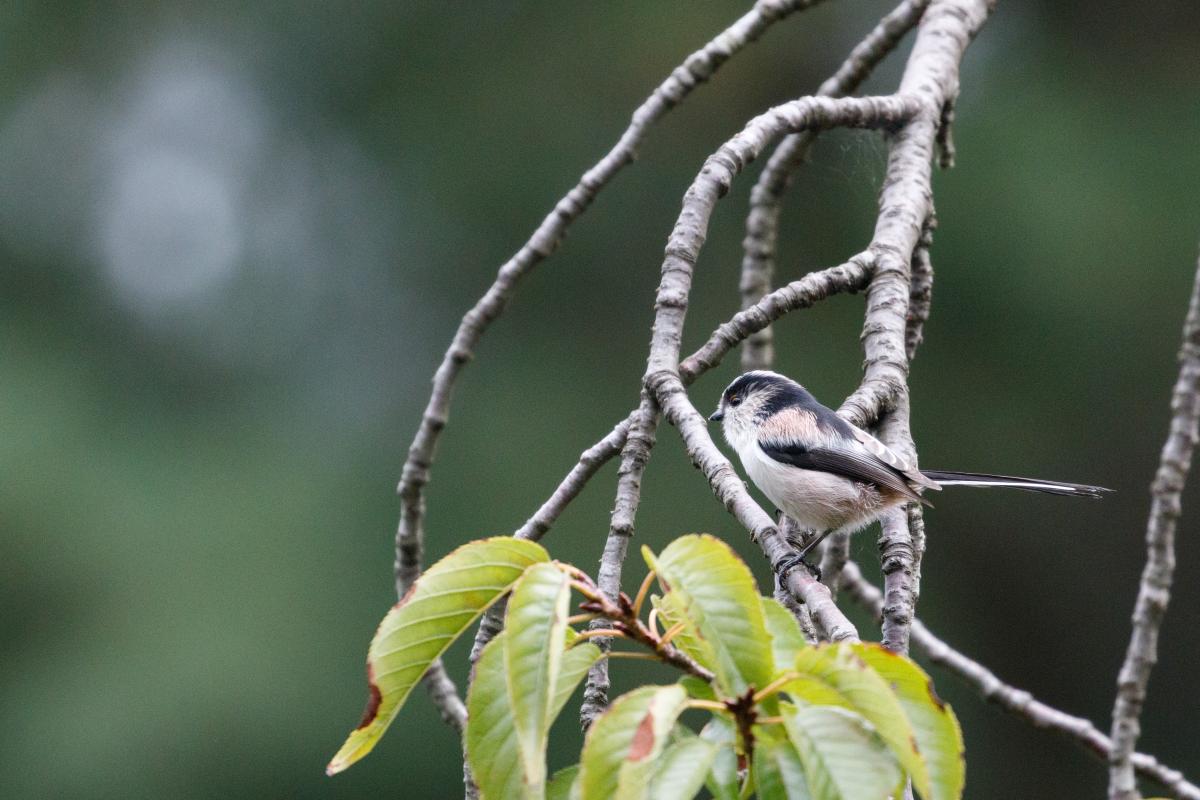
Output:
left=3, top=1, right=1199, bottom=797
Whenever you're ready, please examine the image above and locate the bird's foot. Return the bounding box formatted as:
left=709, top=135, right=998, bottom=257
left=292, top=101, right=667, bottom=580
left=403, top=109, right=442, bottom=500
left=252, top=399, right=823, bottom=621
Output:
left=775, top=552, right=821, bottom=582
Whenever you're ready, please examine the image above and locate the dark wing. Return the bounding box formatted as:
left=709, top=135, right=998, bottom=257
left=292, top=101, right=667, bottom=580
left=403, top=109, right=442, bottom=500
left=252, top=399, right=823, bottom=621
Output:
left=846, top=425, right=940, bottom=491
left=759, top=437, right=926, bottom=504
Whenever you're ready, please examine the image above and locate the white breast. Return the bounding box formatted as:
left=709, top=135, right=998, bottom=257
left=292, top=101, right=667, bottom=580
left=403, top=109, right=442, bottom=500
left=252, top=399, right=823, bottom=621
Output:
left=737, top=441, right=884, bottom=533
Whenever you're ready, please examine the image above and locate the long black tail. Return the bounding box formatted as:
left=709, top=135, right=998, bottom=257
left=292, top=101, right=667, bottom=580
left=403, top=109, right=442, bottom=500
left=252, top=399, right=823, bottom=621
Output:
left=921, top=470, right=1112, bottom=499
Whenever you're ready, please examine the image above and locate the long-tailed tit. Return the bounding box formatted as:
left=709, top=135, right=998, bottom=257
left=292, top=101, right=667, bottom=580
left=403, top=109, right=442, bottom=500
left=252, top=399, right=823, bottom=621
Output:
left=709, top=370, right=1110, bottom=577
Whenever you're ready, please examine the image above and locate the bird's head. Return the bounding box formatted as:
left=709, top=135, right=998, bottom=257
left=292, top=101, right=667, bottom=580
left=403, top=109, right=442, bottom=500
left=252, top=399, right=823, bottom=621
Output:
left=709, top=370, right=809, bottom=450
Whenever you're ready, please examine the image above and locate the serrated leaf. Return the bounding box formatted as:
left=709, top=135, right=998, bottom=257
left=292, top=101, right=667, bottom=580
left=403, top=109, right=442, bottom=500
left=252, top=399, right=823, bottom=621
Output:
left=790, top=643, right=926, bottom=797
left=781, top=703, right=901, bottom=800
left=649, top=737, right=717, bottom=800
left=328, top=537, right=548, bottom=774
left=505, top=562, right=572, bottom=793
left=761, top=597, right=808, bottom=677
left=853, top=644, right=965, bottom=800
left=652, top=592, right=717, bottom=673
left=467, top=634, right=525, bottom=800
left=547, top=765, right=581, bottom=800
left=643, top=535, right=773, bottom=695
left=753, top=729, right=812, bottom=800
left=699, top=716, right=738, bottom=800
left=578, top=685, right=689, bottom=800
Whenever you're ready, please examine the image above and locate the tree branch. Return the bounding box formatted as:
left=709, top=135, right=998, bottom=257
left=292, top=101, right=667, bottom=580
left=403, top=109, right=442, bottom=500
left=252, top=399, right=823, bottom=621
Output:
left=1109, top=253, right=1200, bottom=800
left=839, top=561, right=1200, bottom=800
left=394, top=0, right=825, bottom=727
left=820, top=218, right=933, bottom=600
left=740, top=0, right=931, bottom=371
left=580, top=393, right=659, bottom=729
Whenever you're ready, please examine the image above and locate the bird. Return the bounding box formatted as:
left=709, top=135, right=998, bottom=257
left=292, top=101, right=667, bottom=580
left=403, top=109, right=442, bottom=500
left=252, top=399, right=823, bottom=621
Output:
left=708, top=370, right=1110, bottom=578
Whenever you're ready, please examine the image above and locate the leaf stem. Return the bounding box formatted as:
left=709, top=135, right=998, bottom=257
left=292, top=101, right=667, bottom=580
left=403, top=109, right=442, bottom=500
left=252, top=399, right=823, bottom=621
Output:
left=632, top=570, right=657, bottom=617
left=658, top=620, right=688, bottom=647
left=687, top=699, right=728, bottom=713
left=604, top=651, right=660, bottom=661
left=574, top=628, right=627, bottom=642
left=752, top=672, right=799, bottom=703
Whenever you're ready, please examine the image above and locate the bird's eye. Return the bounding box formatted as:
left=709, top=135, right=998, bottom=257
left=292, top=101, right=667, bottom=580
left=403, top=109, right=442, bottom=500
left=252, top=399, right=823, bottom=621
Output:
left=729, top=395, right=742, bottom=407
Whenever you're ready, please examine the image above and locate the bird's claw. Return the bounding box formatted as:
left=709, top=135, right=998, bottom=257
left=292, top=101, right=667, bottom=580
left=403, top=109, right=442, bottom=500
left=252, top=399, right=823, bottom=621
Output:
left=775, top=553, right=821, bottom=582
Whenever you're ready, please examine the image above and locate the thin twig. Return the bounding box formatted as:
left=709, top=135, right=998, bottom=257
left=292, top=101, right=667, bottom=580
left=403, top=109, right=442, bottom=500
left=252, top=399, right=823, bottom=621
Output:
left=740, top=0, right=931, bottom=371
left=581, top=394, right=659, bottom=729
left=1109, top=254, right=1200, bottom=800
left=839, top=561, right=1200, bottom=800
left=392, top=0, right=824, bottom=729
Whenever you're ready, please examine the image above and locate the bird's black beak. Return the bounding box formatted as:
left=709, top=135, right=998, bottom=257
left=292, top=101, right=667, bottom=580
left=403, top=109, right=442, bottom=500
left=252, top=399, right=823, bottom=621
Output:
left=708, top=408, right=724, bottom=423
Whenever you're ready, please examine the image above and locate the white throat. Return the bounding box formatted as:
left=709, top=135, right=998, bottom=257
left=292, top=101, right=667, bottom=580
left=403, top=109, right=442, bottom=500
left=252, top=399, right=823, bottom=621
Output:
left=721, top=417, right=759, bottom=459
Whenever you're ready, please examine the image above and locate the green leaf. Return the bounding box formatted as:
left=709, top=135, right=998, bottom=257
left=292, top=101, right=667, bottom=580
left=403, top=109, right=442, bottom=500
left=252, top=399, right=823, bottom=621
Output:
left=328, top=537, right=548, bottom=774
left=652, top=592, right=717, bottom=675
left=467, top=629, right=601, bottom=800
left=578, top=685, right=689, bottom=800
left=753, top=728, right=812, bottom=800
left=853, top=644, right=965, bottom=800
left=547, top=765, right=581, bottom=800
left=677, top=674, right=716, bottom=702
left=643, top=535, right=773, bottom=695
left=649, top=737, right=717, bottom=800
left=466, top=634, right=525, bottom=800
left=551, top=639, right=603, bottom=721
left=761, top=597, right=808, bottom=677
left=699, top=716, right=739, bottom=800
left=790, top=643, right=925, bottom=797
left=781, top=703, right=901, bottom=800
left=778, top=675, right=848, bottom=708
left=505, top=562, right=572, bottom=792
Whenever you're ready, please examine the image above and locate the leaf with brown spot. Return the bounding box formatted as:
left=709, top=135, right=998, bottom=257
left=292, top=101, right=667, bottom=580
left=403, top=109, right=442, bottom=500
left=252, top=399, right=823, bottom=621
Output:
left=578, top=685, right=689, bottom=800
left=629, top=713, right=657, bottom=761
left=355, top=664, right=383, bottom=729
left=327, top=537, right=548, bottom=775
